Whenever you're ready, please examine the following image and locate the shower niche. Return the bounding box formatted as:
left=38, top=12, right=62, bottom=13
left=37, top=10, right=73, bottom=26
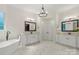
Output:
left=25, top=21, right=36, bottom=32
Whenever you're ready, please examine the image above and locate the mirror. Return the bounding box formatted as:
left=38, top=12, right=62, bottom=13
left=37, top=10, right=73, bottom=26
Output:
left=61, top=19, right=79, bottom=32
left=25, top=21, right=36, bottom=31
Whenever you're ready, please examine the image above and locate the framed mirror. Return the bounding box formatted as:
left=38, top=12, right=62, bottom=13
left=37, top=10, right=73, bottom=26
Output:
left=61, top=19, right=79, bottom=32
left=25, top=21, right=36, bottom=31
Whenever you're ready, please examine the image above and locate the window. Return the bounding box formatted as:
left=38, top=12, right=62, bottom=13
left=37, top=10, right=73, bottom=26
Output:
left=0, top=11, right=4, bottom=30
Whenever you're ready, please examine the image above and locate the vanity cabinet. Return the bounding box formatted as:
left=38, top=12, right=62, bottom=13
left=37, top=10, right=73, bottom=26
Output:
left=20, top=33, right=39, bottom=46
left=56, top=35, right=77, bottom=48
left=26, top=34, right=38, bottom=44
left=76, top=36, right=79, bottom=48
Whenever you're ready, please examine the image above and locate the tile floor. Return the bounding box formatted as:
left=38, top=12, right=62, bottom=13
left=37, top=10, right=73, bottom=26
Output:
left=12, top=41, right=79, bottom=55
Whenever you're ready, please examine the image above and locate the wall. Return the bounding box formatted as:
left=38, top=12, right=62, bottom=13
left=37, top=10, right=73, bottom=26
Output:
left=0, top=5, right=42, bottom=43
left=0, top=4, right=56, bottom=43
left=56, top=5, right=79, bottom=35
left=6, top=5, right=42, bottom=44
left=40, top=17, right=56, bottom=41
left=6, top=5, right=56, bottom=42
left=0, top=4, right=8, bottom=42
left=56, top=5, right=79, bottom=47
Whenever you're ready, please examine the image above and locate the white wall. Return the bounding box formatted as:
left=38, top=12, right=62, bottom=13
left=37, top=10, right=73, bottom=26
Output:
left=0, top=4, right=56, bottom=43
left=6, top=5, right=57, bottom=42
left=56, top=5, right=79, bottom=48
left=6, top=5, right=42, bottom=44
left=40, top=17, right=56, bottom=41
left=56, top=5, right=79, bottom=35
left=0, top=5, right=8, bottom=42
left=0, top=5, right=43, bottom=44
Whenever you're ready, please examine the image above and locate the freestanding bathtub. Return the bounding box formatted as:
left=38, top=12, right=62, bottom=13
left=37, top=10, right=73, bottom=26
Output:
left=0, top=39, right=20, bottom=55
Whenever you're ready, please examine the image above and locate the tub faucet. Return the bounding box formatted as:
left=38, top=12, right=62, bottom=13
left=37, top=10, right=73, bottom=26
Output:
left=6, top=31, right=11, bottom=41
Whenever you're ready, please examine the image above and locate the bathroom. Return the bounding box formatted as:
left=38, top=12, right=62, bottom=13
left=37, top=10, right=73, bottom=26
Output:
left=1, top=4, right=79, bottom=55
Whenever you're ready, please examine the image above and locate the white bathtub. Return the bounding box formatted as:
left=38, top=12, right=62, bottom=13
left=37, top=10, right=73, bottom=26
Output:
left=0, top=39, right=20, bottom=55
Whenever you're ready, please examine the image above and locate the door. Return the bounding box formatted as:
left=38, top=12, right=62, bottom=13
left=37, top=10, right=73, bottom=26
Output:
left=41, top=21, right=53, bottom=41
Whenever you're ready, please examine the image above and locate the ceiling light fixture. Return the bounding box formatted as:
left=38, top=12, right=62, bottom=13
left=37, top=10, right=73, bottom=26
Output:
left=38, top=4, right=48, bottom=17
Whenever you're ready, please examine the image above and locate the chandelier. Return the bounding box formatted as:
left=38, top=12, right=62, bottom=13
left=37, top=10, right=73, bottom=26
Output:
left=38, top=4, right=48, bottom=17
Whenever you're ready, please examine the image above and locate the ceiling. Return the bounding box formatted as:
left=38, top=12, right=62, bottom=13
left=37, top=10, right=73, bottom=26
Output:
left=10, top=4, right=79, bottom=19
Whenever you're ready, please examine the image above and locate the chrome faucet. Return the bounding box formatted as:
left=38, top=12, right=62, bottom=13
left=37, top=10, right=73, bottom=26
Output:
left=6, top=31, right=11, bottom=41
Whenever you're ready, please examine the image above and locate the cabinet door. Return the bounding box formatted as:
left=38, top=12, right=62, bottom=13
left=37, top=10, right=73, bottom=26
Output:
left=76, top=37, right=79, bottom=48
left=26, top=35, right=38, bottom=44
left=30, top=35, right=38, bottom=43
left=56, top=35, right=76, bottom=48
left=56, top=35, right=66, bottom=44
left=64, top=35, right=76, bottom=47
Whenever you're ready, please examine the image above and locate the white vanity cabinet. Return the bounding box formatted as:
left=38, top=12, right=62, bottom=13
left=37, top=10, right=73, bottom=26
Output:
left=20, top=32, right=39, bottom=46
left=76, top=36, right=79, bottom=48
left=65, top=35, right=76, bottom=47
left=56, top=35, right=77, bottom=48
left=26, top=34, right=38, bottom=44
left=25, top=33, right=39, bottom=45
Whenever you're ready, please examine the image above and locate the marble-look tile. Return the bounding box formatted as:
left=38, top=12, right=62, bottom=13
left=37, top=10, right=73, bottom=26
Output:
left=12, top=41, right=78, bottom=55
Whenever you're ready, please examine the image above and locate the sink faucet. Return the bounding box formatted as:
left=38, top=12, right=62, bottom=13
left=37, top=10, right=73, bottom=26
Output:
left=6, top=31, right=11, bottom=41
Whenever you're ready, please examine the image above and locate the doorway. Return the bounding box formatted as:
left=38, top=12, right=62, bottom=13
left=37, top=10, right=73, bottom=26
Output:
left=41, top=20, right=54, bottom=41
